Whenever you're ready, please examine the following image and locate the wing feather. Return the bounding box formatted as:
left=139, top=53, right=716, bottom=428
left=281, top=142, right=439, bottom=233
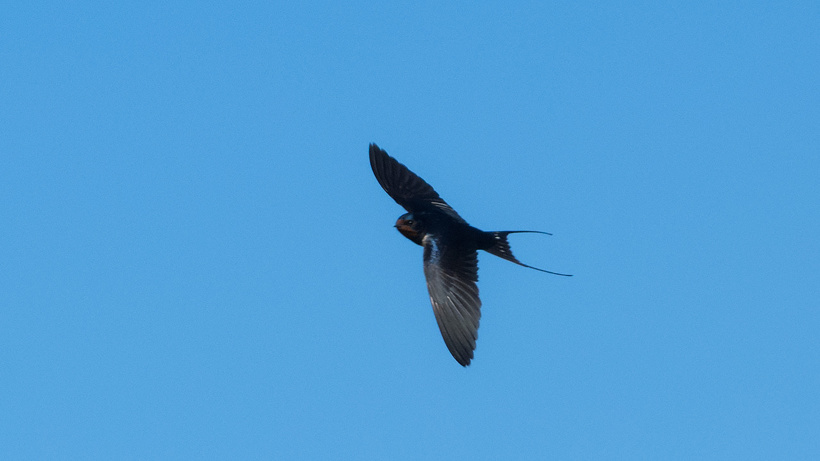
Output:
left=423, top=236, right=481, bottom=366
left=369, top=144, right=466, bottom=223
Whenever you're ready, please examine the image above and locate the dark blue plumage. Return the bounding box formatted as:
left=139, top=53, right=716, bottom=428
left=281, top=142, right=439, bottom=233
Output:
left=369, top=143, right=570, bottom=366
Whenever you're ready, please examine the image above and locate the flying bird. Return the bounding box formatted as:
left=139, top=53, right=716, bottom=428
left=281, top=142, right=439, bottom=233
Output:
left=369, top=143, right=570, bottom=366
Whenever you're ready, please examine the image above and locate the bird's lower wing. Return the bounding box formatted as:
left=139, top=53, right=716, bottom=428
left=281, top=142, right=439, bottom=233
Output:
left=423, top=236, right=481, bottom=366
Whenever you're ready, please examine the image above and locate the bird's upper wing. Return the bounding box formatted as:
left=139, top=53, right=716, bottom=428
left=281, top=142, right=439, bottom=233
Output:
left=369, top=144, right=466, bottom=223
left=422, top=235, right=481, bottom=366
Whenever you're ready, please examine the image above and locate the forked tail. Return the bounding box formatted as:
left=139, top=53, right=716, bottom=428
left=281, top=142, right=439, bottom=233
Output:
left=483, top=231, right=572, bottom=276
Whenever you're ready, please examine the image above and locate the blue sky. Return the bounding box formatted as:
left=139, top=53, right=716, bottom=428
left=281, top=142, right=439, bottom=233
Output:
left=2, top=2, right=818, bottom=459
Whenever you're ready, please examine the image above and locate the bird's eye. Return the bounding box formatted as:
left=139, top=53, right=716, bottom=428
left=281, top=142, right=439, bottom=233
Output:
left=406, top=220, right=414, bottom=226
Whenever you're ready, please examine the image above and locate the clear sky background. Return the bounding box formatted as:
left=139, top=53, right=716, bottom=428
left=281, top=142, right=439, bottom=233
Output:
left=2, top=2, right=818, bottom=459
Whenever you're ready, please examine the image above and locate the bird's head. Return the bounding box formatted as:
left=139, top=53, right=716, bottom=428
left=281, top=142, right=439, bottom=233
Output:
left=395, top=212, right=424, bottom=245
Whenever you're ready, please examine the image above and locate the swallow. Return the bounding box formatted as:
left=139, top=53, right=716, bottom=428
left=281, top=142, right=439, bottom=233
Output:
left=369, top=143, right=571, bottom=366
